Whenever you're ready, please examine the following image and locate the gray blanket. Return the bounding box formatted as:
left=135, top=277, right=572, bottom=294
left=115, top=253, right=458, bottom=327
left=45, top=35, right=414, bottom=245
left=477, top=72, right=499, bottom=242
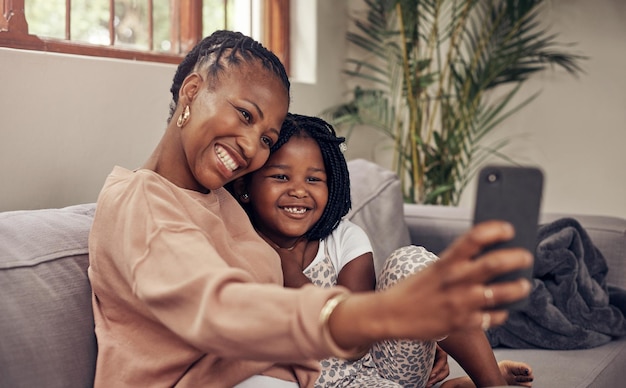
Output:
left=486, top=217, right=626, bottom=349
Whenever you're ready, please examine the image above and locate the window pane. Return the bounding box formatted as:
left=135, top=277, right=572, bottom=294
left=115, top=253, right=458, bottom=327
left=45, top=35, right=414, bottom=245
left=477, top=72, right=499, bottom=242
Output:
left=71, top=0, right=110, bottom=45
left=13, top=1, right=270, bottom=62
left=153, top=1, right=172, bottom=52
left=203, top=0, right=227, bottom=37
left=230, top=0, right=252, bottom=36
left=202, top=0, right=257, bottom=39
left=25, top=0, right=66, bottom=39
left=114, top=0, right=149, bottom=50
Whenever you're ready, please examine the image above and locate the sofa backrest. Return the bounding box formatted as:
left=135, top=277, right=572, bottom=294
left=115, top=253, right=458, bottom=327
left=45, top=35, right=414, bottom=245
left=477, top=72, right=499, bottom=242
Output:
left=346, top=159, right=411, bottom=276
left=404, top=203, right=626, bottom=290
left=0, top=203, right=97, bottom=388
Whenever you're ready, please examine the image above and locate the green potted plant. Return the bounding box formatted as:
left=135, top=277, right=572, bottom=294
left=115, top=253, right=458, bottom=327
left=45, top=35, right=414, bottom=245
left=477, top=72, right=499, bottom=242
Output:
left=323, top=0, right=585, bottom=205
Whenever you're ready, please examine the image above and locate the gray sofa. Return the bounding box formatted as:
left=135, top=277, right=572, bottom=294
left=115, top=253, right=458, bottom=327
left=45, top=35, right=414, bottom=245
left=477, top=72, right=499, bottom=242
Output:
left=1, top=158, right=624, bottom=387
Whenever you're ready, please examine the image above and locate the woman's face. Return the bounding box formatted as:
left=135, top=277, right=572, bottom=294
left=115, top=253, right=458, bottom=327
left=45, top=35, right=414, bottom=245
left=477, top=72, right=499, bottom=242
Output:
left=246, top=135, right=329, bottom=245
left=173, top=62, right=289, bottom=192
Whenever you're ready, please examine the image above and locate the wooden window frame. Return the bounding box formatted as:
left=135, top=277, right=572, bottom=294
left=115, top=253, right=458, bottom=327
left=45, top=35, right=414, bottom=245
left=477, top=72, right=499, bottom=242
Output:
left=0, top=0, right=290, bottom=68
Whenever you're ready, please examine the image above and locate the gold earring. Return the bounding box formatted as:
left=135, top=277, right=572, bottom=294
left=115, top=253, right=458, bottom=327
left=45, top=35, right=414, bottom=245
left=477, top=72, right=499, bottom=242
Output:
left=176, top=105, right=190, bottom=128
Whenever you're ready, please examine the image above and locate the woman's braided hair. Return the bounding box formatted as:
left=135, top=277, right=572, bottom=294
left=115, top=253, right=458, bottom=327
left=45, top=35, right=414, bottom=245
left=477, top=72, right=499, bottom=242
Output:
left=168, top=30, right=290, bottom=122
left=273, top=113, right=351, bottom=241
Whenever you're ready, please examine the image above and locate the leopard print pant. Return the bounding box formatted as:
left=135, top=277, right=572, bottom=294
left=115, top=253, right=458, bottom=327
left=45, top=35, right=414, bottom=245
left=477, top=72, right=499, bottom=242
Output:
left=307, top=245, right=440, bottom=388
left=370, top=245, right=440, bottom=388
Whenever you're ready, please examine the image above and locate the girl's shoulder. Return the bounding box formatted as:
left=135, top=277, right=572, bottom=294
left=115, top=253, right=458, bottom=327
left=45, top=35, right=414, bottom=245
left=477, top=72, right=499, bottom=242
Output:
left=323, top=219, right=373, bottom=267
left=330, top=219, right=369, bottom=241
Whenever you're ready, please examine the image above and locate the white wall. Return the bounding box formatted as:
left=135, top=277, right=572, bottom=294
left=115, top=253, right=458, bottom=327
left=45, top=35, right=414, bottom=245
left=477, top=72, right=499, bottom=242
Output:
left=497, top=0, right=626, bottom=219
left=0, top=50, right=172, bottom=211
left=2, top=0, right=625, bottom=219
left=290, top=0, right=347, bottom=115
left=340, top=0, right=626, bottom=218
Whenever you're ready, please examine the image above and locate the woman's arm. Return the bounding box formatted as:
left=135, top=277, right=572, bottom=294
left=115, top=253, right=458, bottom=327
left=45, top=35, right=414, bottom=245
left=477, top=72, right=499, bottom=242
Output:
left=325, top=220, right=533, bottom=351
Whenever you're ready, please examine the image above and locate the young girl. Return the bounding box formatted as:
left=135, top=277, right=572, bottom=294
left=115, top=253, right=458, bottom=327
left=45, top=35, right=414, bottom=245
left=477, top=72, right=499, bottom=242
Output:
left=88, top=30, right=533, bottom=387
left=232, top=113, right=534, bottom=388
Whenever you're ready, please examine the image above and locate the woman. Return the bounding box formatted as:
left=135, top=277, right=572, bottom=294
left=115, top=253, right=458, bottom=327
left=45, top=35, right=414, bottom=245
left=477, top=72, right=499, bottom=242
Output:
left=88, top=30, right=532, bottom=387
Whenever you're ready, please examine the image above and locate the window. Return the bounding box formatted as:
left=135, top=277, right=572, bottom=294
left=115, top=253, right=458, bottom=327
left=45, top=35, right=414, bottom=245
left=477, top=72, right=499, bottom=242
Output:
left=0, top=0, right=289, bottom=69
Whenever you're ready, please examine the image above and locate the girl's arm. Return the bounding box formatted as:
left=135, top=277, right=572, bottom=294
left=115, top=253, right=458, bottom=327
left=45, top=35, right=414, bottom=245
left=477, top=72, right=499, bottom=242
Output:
left=281, top=249, right=376, bottom=291
left=336, top=253, right=376, bottom=292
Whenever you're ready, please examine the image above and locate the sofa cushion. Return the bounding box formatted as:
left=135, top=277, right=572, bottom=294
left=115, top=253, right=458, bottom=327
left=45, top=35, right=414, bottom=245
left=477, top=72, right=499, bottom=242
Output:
left=347, top=159, right=411, bottom=276
left=442, top=337, right=626, bottom=388
left=0, top=203, right=97, bottom=388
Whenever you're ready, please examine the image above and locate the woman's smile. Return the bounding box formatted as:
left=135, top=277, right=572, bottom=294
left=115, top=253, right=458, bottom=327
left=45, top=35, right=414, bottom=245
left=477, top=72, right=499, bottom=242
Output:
left=215, top=144, right=240, bottom=172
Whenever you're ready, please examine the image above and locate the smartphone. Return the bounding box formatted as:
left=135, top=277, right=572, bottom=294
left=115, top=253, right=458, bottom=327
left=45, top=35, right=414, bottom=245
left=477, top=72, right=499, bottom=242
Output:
left=472, top=165, right=544, bottom=310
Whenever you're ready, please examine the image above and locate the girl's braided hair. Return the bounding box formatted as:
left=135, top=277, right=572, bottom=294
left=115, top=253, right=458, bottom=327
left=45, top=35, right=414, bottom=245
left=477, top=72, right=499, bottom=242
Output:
left=273, top=113, right=351, bottom=240
left=168, top=30, right=291, bottom=122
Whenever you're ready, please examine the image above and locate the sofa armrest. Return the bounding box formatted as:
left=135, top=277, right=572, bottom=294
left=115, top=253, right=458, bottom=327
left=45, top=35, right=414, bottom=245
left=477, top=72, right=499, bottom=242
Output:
left=404, top=204, right=626, bottom=290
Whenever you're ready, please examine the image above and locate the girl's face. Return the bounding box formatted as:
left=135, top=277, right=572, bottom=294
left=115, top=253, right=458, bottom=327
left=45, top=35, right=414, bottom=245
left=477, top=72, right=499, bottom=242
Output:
left=246, top=135, right=329, bottom=245
left=171, top=62, right=289, bottom=192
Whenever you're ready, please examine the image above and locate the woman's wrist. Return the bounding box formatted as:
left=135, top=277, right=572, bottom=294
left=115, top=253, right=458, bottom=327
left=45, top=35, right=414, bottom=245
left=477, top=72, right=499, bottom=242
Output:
left=323, top=292, right=380, bottom=356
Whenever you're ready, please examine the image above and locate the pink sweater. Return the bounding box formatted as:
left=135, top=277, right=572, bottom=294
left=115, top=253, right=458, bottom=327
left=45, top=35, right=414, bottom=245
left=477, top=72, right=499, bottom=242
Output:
left=88, top=167, right=350, bottom=387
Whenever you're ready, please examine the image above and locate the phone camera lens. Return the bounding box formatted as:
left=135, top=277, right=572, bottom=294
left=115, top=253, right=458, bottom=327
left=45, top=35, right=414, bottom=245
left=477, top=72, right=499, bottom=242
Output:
left=487, top=172, right=498, bottom=183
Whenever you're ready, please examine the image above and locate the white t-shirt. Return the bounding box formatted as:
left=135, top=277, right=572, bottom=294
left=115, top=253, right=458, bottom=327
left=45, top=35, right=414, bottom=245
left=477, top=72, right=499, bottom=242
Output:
left=235, top=375, right=299, bottom=388
left=304, top=219, right=373, bottom=283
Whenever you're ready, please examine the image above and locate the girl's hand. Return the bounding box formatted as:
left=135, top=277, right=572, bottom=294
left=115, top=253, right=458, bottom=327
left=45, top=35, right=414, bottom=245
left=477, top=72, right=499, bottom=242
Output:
left=427, top=344, right=450, bottom=387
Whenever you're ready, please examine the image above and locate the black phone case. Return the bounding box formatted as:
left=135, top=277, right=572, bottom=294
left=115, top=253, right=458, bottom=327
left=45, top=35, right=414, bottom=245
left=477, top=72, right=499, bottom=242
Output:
left=473, top=165, right=544, bottom=310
